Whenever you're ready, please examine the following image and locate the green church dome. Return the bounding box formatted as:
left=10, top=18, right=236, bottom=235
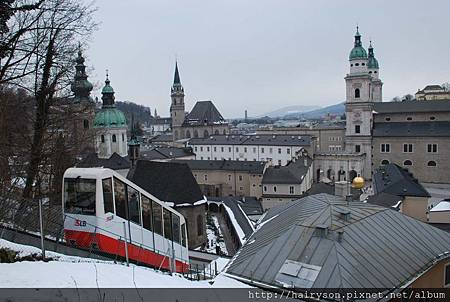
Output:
left=349, top=46, right=367, bottom=60
left=102, top=83, right=114, bottom=94
left=368, top=56, right=379, bottom=69
left=94, top=108, right=127, bottom=128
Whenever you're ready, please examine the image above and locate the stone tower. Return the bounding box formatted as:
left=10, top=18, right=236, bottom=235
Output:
left=344, top=27, right=382, bottom=180
left=93, top=73, right=128, bottom=158
left=170, top=61, right=185, bottom=140
left=69, top=46, right=95, bottom=155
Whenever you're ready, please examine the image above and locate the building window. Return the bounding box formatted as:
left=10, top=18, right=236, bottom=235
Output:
left=122, top=133, right=124, bottom=141
left=112, top=134, right=116, bottom=142
left=427, top=144, right=438, bottom=153
left=355, top=125, right=361, bottom=134
left=403, top=143, right=413, bottom=153
left=381, top=159, right=389, bottom=165
left=101, top=135, right=105, bottom=143
left=194, top=146, right=198, bottom=152
left=236, top=147, right=239, bottom=152
left=445, top=264, right=450, bottom=286
left=427, top=161, right=437, bottom=167
left=239, top=186, right=243, bottom=191
left=244, top=147, right=247, bottom=152
left=406, top=117, right=412, bottom=121
left=83, top=119, right=89, bottom=129
left=289, top=186, right=294, bottom=194
left=355, top=145, right=361, bottom=153
left=403, top=160, right=412, bottom=166
left=207, top=146, right=210, bottom=152
left=229, top=147, right=232, bottom=152
left=278, top=160, right=282, bottom=166
left=263, top=186, right=267, bottom=192
left=287, top=148, right=290, bottom=154
left=381, top=143, right=390, bottom=153
left=261, top=147, right=264, bottom=153
left=273, top=186, right=277, bottom=192
left=430, top=116, right=436, bottom=120
left=204, top=175, right=207, bottom=181
left=385, top=117, right=391, bottom=121
left=200, top=146, right=203, bottom=152
left=278, top=148, right=282, bottom=154
left=221, top=147, right=224, bottom=152
left=253, top=147, right=256, bottom=153
left=214, top=146, right=216, bottom=152
left=355, top=63, right=359, bottom=66
left=239, top=175, right=243, bottom=181
left=355, top=88, right=360, bottom=98
left=228, top=175, right=231, bottom=181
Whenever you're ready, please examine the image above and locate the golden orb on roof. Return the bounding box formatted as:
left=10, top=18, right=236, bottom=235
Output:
left=352, top=176, right=365, bottom=189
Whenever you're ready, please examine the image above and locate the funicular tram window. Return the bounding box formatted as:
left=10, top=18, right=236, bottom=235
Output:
left=152, top=201, right=163, bottom=236
left=172, top=215, right=181, bottom=244
left=127, top=185, right=141, bottom=225
left=64, top=178, right=96, bottom=215
left=102, top=178, right=114, bottom=214
left=141, top=195, right=152, bottom=231
left=113, top=177, right=127, bottom=219
left=181, top=223, right=187, bottom=247
left=163, top=209, right=172, bottom=240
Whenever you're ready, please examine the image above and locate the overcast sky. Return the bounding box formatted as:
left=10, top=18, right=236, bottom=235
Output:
left=84, top=0, right=450, bottom=118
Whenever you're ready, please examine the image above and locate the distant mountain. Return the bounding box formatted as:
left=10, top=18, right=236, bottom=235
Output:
left=300, top=102, right=345, bottom=119
left=115, top=100, right=152, bottom=126
left=260, top=105, right=320, bottom=118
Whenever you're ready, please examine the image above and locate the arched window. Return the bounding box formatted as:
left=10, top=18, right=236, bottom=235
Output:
left=273, top=186, right=277, bottom=192
left=83, top=119, right=89, bottom=129
left=101, top=135, right=105, bottom=143
left=427, top=161, right=437, bottom=167
left=381, top=159, right=389, bottom=165
left=112, top=134, right=116, bottom=142
left=203, top=130, right=209, bottom=137
left=223, top=129, right=226, bottom=135
left=407, top=117, right=412, bottom=121
left=355, top=88, right=360, bottom=98
left=214, top=129, right=219, bottom=135
left=122, top=133, right=124, bottom=141
left=185, top=130, right=191, bottom=138
left=193, top=130, right=199, bottom=138
left=355, top=63, right=359, bottom=66
left=361, top=63, right=365, bottom=66
left=374, top=71, right=378, bottom=74
left=197, top=215, right=203, bottom=236
left=403, top=160, right=412, bottom=166
left=430, top=116, right=436, bottom=120
left=369, top=71, right=372, bottom=74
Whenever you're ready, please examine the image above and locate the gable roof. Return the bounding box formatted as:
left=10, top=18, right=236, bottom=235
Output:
left=76, top=152, right=130, bottom=170
left=373, top=121, right=450, bottom=137
left=373, top=99, right=450, bottom=114
left=183, top=101, right=226, bottom=126
left=372, top=164, right=430, bottom=197
left=127, top=160, right=203, bottom=205
left=224, top=193, right=450, bottom=290
left=262, top=156, right=312, bottom=184
left=174, top=159, right=266, bottom=174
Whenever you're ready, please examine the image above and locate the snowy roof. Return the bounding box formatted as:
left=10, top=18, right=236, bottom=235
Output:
left=225, top=193, right=450, bottom=290
left=430, top=200, right=450, bottom=212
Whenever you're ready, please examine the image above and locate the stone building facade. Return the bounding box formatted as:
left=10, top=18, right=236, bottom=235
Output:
left=174, top=160, right=267, bottom=198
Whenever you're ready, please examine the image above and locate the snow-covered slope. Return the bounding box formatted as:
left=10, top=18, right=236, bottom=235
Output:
left=0, top=239, right=249, bottom=288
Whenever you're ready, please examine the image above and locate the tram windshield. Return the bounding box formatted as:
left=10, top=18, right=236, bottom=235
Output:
left=64, top=178, right=96, bottom=215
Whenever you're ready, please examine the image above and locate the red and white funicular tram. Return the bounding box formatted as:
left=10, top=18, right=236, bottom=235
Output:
left=62, top=167, right=189, bottom=272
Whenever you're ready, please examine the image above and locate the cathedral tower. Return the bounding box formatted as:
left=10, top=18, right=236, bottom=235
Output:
left=93, top=73, right=128, bottom=158
left=170, top=62, right=185, bottom=140
left=344, top=27, right=382, bottom=179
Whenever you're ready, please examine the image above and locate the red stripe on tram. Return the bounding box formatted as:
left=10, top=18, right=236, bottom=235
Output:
left=64, top=230, right=189, bottom=273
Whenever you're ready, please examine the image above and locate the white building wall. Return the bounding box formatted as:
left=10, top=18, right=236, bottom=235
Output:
left=191, top=143, right=305, bottom=166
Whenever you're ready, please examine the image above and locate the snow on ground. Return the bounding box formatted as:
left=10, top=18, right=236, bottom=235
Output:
left=0, top=239, right=249, bottom=288
left=204, top=214, right=228, bottom=255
